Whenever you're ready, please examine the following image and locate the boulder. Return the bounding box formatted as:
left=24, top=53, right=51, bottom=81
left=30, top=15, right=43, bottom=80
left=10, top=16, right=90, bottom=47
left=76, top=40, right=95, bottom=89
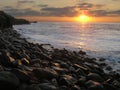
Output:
left=0, top=71, right=20, bottom=89
left=85, top=80, right=105, bottom=90
left=33, top=68, right=58, bottom=80
left=58, top=75, right=77, bottom=86
left=11, top=69, right=30, bottom=83
left=38, top=83, right=57, bottom=90
left=87, top=73, right=104, bottom=82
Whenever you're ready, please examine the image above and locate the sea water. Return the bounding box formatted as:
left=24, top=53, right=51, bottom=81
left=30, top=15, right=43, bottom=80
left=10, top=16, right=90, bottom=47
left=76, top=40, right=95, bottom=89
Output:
left=14, top=22, right=120, bottom=71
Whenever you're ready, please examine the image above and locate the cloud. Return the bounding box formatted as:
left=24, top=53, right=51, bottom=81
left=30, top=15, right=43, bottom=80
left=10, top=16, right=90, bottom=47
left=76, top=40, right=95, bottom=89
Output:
left=18, top=0, right=35, bottom=3
left=77, top=3, right=105, bottom=10
left=2, top=3, right=120, bottom=17
left=89, top=10, right=120, bottom=17
left=41, top=6, right=79, bottom=17
left=3, top=7, right=40, bottom=16
left=37, top=4, right=48, bottom=8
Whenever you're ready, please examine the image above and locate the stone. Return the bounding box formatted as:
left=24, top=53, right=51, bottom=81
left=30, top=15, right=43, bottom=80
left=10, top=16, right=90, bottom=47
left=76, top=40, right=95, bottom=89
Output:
left=87, top=73, right=104, bottom=82
left=0, top=51, right=16, bottom=67
left=59, top=85, right=68, bottom=90
left=76, top=77, right=86, bottom=87
left=21, top=58, right=30, bottom=65
left=58, top=75, right=77, bottom=86
left=0, top=71, right=20, bottom=89
left=39, top=83, right=57, bottom=90
left=33, top=68, right=58, bottom=80
left=105, top=66, right=112, bottom=71
left=53, top=66, right=68, bottom=74
left=85, top=80, right=105, bottom=90
left=11, top=69, right=30, bottom=83
left=26, top=84, right=41, bottom=90
left=71, top=85, right=81, bottom=90
left=103, top=83, right=118, bottom=90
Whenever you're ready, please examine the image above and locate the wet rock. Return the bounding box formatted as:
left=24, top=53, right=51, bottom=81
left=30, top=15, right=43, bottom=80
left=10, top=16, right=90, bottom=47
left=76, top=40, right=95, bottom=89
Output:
left=105, top=66, right=112, bottom=71
left=0, top=65, right=3, bottom=71
left=30, top=59, right=41, bottom=65
left=39, top=83, right=57, bottom=90
left=11, top=69, right=30, bottom=83
left=0, top=71, right=20, bottom=89
left=87, top=73, right=104, bottom=82
left=103, top=83, right=118, bottom=90
left=53, top=66, right=68, bottom=74
left=33, top=68, right=58, bottom=80
left=60, top=62, right=69, bottom=68
left=0, top=51, right=16, bottom=67
left=76, top=77, right=86, bottom=87
left=59, top=85, right=68, bottom=90
left=73, top=64, right=88, bottom=71
left=71, top=85, right=81, bottom=90
left=99, top=58, right=105, bottom=61
left=85, top=80, right=105, bottom=90
left=79, top=50, right=86, bottom=55
left=21, top=58, right=30, bottom=65
left=58, top=75, right=77, bottom=86
left=25, top=84, right=41, bottom=90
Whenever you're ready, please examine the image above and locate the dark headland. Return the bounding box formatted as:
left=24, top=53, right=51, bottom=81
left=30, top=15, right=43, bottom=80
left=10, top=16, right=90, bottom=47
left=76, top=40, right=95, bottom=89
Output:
left=0, top=11, right=120, bottom=90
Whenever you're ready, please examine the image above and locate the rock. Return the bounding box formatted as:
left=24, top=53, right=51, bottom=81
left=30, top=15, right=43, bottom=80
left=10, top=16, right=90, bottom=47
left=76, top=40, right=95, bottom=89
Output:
left=71, top=85, right=81, bottom=90
left=79, top=50, right=86, bottom=55
left=30, top=59, right=41, bottom=65
left=59, top=85, right=69, bottom=90
left=39, top=83, right=57, bottom=90
left=0, top=51, right=16, bottom=67
left=21, top=58, right=30, bottom=65
left=0, top=11, right=30, bottom=29
left=11, top=69, right=30, bottom=83
left=0, top=11, right=12, bottom=29
left=105, top=66, right=112, bottom=71
left=99, top=58, right=105, bottom=61
left=85, top=80, right=105, bottom=90
left=76, top=77, right=86, bottom=87
left=53, top=66, right=68, bottom=74
left=58, top=75, right=77, bottom=86
left=13, top=18, right=30, bottom=25
left=0, top=71, right=20, bottom=89
left=87, top=73, right=104, bottom=82
left=33, top=68, right=58, bottom=80
left=26, top=84, right=41, bottom=90
left=60, top=62, right=69, bottom=68
left=0, top=65, right=3, bottom=71
left=103, top=83, right=118, bottom=90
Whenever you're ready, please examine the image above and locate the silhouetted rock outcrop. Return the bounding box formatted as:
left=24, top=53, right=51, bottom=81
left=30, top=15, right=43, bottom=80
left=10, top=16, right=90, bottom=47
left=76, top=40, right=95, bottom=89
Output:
left=0, top=11, right=30, bottom=29
left=0, top=11, right=13, bottom=29
left=13, top=18, right=30, bottom=25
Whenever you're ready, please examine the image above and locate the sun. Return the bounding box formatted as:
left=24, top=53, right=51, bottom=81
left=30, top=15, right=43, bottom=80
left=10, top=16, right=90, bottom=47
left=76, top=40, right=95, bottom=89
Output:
left=76, top=15, right=91, bottom=22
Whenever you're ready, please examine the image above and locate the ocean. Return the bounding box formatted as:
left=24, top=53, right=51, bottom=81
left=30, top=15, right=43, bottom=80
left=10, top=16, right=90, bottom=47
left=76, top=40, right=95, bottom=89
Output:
left=14, top=22, right=120, bottom=71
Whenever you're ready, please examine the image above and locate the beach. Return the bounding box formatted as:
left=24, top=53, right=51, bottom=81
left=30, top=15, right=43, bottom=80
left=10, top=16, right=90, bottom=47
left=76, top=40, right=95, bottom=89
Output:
left=0, top=27, right=120, bottom=90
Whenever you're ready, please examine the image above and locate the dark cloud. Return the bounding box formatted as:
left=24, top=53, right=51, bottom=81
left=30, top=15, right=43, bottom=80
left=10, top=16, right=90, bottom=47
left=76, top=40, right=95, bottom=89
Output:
left=89, top=10, right=108, bottom=16
left=89, top=10, right=120, bottom=17
left=77, top=3, right=105, bottom=10
left=2, top=3, right=120, bottom=17
left=41, top=6, right=79, bottom=17
left=3, top=7, right=40, bottom=16
left=37, top=4, right=48, bottom=8
left=18, top=0, right=35, bottom=4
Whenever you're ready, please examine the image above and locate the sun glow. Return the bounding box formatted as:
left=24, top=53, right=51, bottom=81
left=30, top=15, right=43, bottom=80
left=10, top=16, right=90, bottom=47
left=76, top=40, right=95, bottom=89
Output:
left=76, top=15, right=91, bottom=22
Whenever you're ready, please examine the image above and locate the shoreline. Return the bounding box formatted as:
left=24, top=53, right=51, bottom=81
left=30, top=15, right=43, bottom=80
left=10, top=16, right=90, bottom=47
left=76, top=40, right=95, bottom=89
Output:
left=0, top=28, right=120, bottom=90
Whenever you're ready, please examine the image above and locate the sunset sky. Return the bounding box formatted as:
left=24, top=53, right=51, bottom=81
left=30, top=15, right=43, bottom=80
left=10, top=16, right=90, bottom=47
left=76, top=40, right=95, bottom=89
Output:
left=0, top=0, right=120, bottom=22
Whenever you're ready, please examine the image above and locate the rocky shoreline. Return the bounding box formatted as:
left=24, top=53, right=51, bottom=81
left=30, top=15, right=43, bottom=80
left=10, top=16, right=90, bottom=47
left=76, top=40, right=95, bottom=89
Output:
left=0, top=27, right=120, bottom=90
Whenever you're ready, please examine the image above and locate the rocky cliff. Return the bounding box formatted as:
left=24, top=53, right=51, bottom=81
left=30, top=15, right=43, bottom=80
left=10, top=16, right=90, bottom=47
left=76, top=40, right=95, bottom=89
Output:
left=0, top=11, right=30, bottom=29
